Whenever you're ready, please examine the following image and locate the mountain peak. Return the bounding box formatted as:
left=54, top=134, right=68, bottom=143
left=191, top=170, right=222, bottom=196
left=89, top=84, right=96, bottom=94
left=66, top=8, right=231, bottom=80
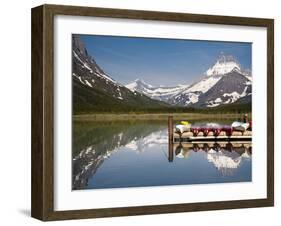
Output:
left=217, top=54, right=239, bottom=64
left=134, top=78, right=145, bottom=84
left=73, top=35, right=87, bottom=56
left=205, top=54, right=242, bottom=77
left=127, top=79, right=153, bottom=90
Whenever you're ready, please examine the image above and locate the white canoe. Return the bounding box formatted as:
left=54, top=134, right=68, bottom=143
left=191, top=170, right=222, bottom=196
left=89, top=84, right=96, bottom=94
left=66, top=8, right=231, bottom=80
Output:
left=175, top=124, right=191, bottom=134
left=231, top=122, right=249, bottom=132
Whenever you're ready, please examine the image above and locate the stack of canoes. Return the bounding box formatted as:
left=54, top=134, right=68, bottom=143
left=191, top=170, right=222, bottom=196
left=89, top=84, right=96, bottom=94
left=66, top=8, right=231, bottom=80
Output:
left=175, top=121, right=252, bottom=138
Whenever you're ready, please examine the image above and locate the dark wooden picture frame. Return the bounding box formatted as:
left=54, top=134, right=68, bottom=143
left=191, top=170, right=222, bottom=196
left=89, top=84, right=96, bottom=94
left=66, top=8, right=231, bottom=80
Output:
left=31, top=4, right=274, bottom=221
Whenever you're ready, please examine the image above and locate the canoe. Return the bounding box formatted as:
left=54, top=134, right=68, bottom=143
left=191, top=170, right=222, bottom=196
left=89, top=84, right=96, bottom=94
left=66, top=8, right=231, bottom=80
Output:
left=175, top=124, right=191, bottom=133
left=232, top=122, right=250, bottom=132
left=173, top=130, right=252, bottom=142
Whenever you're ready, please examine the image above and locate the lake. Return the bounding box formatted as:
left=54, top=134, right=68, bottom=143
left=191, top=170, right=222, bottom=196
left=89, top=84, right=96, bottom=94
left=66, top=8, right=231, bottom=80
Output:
left=72, top=119, right=252, bottom=190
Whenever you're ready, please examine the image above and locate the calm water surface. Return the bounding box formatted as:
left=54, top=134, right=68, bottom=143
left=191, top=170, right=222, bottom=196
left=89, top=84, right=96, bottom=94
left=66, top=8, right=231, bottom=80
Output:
left=72, top=120, right=252, bottom=190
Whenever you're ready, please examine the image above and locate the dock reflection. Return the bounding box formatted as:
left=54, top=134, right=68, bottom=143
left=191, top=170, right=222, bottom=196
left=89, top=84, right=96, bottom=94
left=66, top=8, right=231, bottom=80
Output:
left=171, top=142, right=252, bottom=175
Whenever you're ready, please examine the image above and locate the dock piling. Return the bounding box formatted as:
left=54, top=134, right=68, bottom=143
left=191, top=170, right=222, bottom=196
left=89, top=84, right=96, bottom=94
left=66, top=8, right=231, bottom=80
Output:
left=168, top=116, right=173, bottom=142
left=168, top=116, right=174, bottom=162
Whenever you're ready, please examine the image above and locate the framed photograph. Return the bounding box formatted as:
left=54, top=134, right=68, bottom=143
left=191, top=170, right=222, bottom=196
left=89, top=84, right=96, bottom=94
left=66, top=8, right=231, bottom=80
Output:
left=31, top=4, right=274, bottom=221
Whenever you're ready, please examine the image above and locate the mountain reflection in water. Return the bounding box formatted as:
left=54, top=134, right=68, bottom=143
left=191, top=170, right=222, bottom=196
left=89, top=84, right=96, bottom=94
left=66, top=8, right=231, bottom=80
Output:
left=174, top=143, right=251, bottom=176
left=72, top=121, right=252, bottom=190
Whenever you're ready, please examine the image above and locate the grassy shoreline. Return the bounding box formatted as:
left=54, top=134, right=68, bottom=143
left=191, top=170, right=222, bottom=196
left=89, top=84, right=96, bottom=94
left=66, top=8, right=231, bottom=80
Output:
left=73, top=113, right=250, bottom=121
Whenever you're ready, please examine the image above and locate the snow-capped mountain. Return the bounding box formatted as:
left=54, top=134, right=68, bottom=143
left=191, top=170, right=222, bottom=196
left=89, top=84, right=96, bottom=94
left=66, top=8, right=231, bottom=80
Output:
left=126, top=54, right=252, bottom=108
left=72, top=35, right=121, bottom=97
left=72, top=35, right=169, bottom=113
left=193, top=70, right=252, bottom=108
left=205, top=55, right=241, bottom=76
left=171, top=55, right=252, bottom=107
left=126, top=79, right=189, bottom=102
left=205, top=55, right=252, bottom=78
left=169, top=75, right=222, bottom=106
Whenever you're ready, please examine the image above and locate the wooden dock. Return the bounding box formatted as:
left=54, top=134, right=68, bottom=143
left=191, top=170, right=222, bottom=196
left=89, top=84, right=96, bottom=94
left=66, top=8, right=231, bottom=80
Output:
left=168, top=116, right=252, bottom=143
left=173, top=130, right=252, bottom=143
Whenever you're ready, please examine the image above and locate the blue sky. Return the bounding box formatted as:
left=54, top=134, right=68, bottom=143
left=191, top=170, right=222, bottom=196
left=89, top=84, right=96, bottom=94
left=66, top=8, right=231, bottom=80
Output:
left=78, top=34, right=252, bottom=87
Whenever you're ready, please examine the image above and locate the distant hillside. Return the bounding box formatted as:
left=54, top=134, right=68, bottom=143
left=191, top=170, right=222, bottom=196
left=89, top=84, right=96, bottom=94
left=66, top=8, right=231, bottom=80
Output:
left=73, top=76, right=169, bottom=113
